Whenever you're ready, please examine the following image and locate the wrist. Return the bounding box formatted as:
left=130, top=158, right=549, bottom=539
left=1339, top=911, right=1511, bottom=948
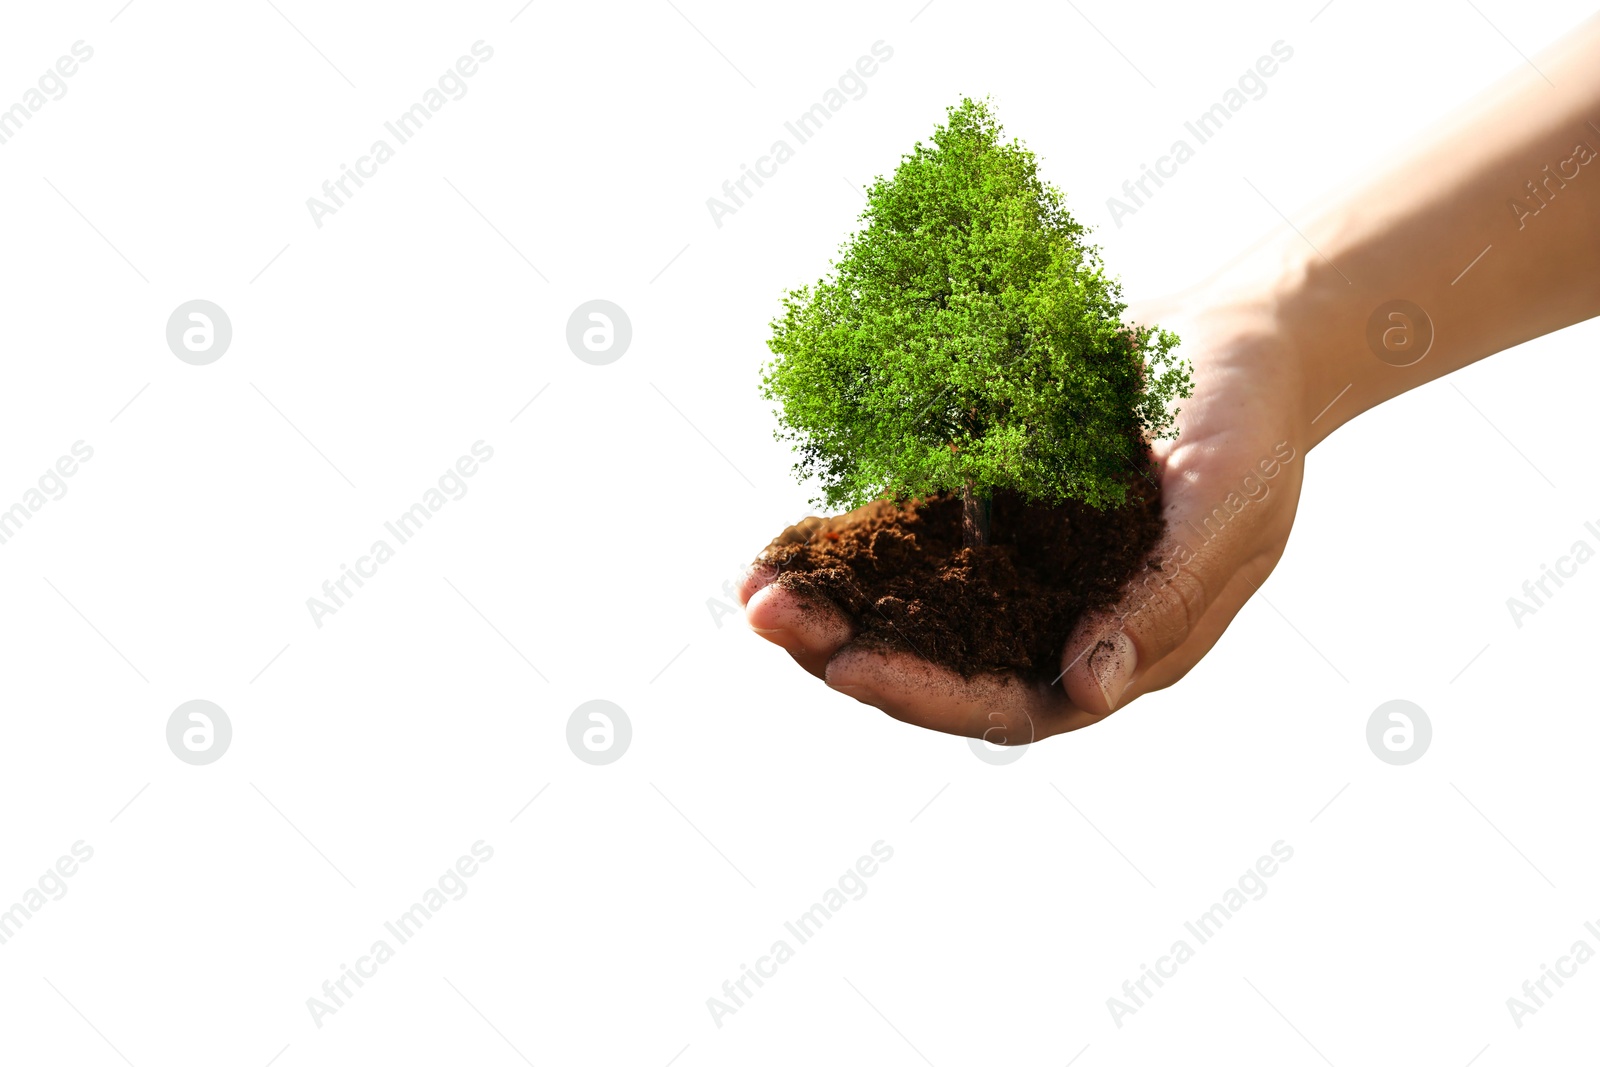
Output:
left=1182, top=229, right=1335, bottom=447
left=1202, top=220, right=1376, bottom=449
left=1274, top=240, right=1368, bottom=449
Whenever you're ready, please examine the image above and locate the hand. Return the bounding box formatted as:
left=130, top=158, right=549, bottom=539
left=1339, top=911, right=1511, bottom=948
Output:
left=744, top=13, right=1600, bottom=744
left=740, top=275, right=1311, bottom=745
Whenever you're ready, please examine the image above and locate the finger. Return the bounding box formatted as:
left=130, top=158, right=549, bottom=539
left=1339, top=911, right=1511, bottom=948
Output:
left=736, top=563, right=776, bottom=606
left=744, top=581, right=854, bottom=678
left=1123, top=550, right=1280, bottom=697
left=1061, top=468, right=1289, bottom=714
left=823, top=644, right=1101, bottom=741
left=739, top=515, right=828, bottom=607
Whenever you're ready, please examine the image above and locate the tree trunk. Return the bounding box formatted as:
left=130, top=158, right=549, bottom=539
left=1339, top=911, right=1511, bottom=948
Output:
left=961, top=479, right=990, bottom=549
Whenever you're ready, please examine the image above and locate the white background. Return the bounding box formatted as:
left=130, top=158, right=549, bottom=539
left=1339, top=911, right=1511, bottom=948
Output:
left=1, top=1, right=1597, bottom=1064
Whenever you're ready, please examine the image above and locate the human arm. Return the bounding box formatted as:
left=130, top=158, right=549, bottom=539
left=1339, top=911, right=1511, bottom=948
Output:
left=742, top=16, right=1600, bottom=740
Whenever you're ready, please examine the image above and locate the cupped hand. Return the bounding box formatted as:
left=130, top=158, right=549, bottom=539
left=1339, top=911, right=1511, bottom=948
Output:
left=741, top=279, right=1311, bottom=745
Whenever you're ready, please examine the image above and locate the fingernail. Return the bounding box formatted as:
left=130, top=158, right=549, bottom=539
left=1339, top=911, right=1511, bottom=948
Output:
left=1088, top=631, right=1137, bottom=711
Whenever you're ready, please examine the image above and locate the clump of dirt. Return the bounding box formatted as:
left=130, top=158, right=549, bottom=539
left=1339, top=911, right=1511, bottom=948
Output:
left=756, top=480, right=1164, bottom=681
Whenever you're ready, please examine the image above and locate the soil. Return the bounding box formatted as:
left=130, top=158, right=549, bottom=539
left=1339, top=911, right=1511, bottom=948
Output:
left=755, top=477, right=1165, bottom=681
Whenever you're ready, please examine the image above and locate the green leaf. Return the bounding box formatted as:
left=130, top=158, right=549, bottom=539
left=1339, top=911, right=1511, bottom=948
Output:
left=763, top=97, right=1192, bottom=511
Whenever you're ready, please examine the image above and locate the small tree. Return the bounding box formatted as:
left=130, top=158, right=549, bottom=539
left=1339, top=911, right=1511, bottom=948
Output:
left=763, top=98, right=1192, bottom=547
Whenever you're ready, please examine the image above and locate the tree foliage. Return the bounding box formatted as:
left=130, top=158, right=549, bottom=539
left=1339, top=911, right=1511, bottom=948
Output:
left=762, top=97, right=1192, bottom=513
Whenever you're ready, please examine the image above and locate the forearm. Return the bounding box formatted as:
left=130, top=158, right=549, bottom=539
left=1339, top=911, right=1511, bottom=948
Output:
left=1262, top=14, right=1600, bottom=445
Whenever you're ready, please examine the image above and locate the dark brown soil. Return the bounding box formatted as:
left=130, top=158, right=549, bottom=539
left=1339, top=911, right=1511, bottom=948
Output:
left=756, top=479, right=1165, bottom=681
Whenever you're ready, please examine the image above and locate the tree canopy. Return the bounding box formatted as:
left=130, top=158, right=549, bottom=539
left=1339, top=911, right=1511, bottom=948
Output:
left=762, top=97, right=1192, bottom=514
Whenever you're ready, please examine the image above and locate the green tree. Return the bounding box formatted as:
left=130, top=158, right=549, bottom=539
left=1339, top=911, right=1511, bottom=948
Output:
left=762, top=97, right=1193, bottom=546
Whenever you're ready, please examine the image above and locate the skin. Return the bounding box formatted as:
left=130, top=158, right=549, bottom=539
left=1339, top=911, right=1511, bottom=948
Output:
left=741, top=16, right=1600, bottom=744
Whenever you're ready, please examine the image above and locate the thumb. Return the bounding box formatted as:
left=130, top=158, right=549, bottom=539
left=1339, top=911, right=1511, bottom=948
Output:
left=1060, top=493, right=1267, bottom=716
